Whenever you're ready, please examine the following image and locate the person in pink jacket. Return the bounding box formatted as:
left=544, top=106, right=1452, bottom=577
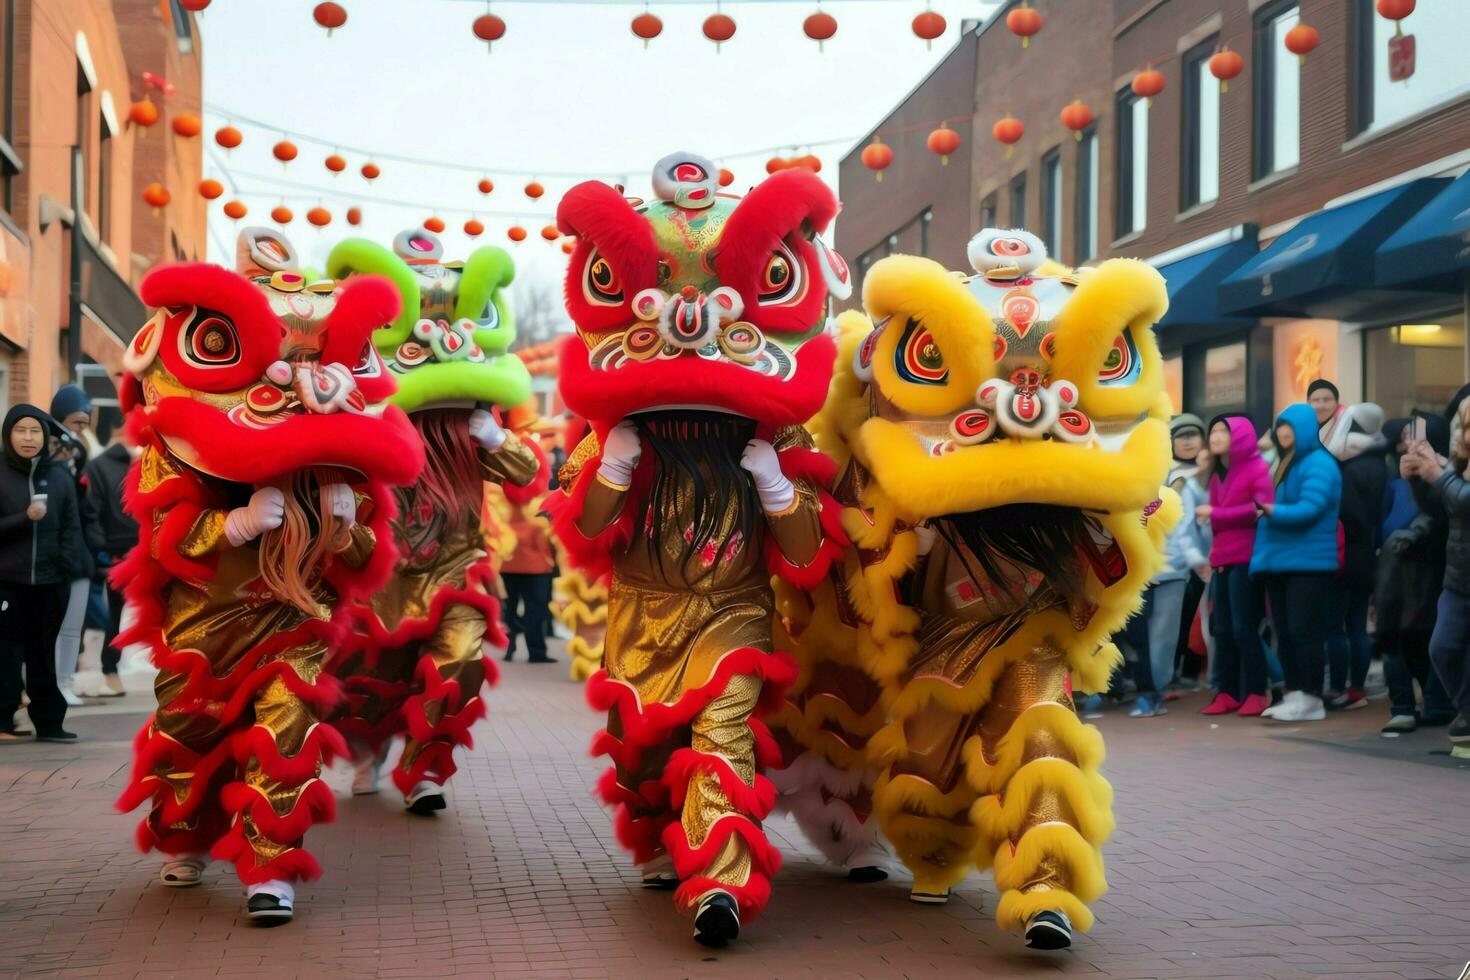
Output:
left=1196, top=415, right=1275, bottom=716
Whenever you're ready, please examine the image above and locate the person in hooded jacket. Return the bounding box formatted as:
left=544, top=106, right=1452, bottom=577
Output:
left=1167, top=415, right=1212, bottom=686
left=1403, top=398, right=1470, bottom=758
left=1252, top=403, right=1343, bottom=722
left=80, top=420, right=139, bottom=695
left=1322, top=403, right=1387, bottom=710
left=1197, top=415, right=1275, bottom=716
left=48, top=384, right=96, bottom=707
left=0, top=405, right=82, bottom=741
left=1377, top=413, right=1456, bottom=735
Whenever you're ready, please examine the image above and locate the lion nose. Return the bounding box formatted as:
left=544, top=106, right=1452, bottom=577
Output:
left=660, top=290, right=714, bottom=348
left=976, top=373, right=1084, bottom=441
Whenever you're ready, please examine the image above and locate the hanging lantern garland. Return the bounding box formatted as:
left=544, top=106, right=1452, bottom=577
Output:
left=477, top=177, right=494, bottom=194
left=525, top=181, right=545, bottom=199
left=171, top=113, right=201, bottom=138
left=346, top=206, right=362, bottom=225
left=993, top=115, right=1024, bottom=157
left=631, top=10, right=662, bottom=47
left=1132, top=67, right=1166, bottom=105
left=767, top=155, right=821, bottom=174
left=214, top=125, right=242, bottom=150
left=273, top=139, right=299, bottom=164
left=142, top=182, right=171, bottom=213
left=324, top=153, right=347, bottom=174
left=424, top=216, right=447, bottom=233
left=307, top=206, right=332, bottom=228
left=198, top=178, right=224, bottom=200
left=1059, top=100, right=1093, bottom=140
left=361, top=162, right=381, bottom=181
left=181, top=0, right=210, bottom=11
left=1284, top=22, right=1319, bottom=62
left=718, top=168, right=735, bottom=187
left=508, top=226, right=528, bottom=243
left=804, top=10, right=837, bottom=52
left=704, top=12, right=736, bottom=51
left=1377, top=0, right=1415, bottom=34
left=313, top=3, right=346, bottom=36
left=912, top=10, right=946, bottom=50
left=1006, top=3, right=1043, bottom=49
left=927, top=125, right=960, bottom=164
left=272, top=205, right=294, bottom=224
left=473, top=12, right=507, bottom=52
left=224, top=200, right=247, bottom=220
left=860, top=139, right=893, bottom=181
left=540, top=225, right=560, bottom=242
left=1208, top=47, right=1244, bottom=92
left=464, top=218, right=484, bottom=237
left=128, top=100, right=159, bottom=130
left=561, top=241, right=574, bottom=255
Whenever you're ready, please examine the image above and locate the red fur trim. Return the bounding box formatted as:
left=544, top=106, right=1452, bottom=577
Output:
left=117, top=722, right=237, bottom=822
left=400, top=654, right=487, bottom=742
left=502, top=440, right=549, bottom=505
left=662, top=816, right=782, bottom=920
left=675, top=874, right=774, bottom=922
left=557, top=184, right=660, bottom=334
left=211, top=826, right=324, bottom=885
left=319, top=274, right=402, bottom=369
left=664, top=748, right=777, bottom=821
left=229, top=723, right=347, bottom=786
left=140, top=263, right=284, bottom=390
left=340, top=576, right=501, bottom=663
left=391, top=740, right=456, bottom=795
left=332, top=711, right=405, bottom=752
left=558, top=331, right=837, bottom=432
left=218, top=778, right=335, bottom=846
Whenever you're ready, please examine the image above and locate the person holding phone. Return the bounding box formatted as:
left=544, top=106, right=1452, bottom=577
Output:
left=0, top=404, right=83, bottom=741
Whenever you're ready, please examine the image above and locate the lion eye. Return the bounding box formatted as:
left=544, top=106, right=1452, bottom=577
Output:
left=584, top=252, right=624, bottom=306
left=183, top=314, right=240, bottom=367
left=1098, top=331, right=1140, bottom=385
left=756, top=242, right=802, bottom=305
left=894, top=318, right=948, bottom=385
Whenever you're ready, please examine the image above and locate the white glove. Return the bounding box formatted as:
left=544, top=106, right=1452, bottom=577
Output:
left=596, top=419, right=642, bottom=489
left=225, top=487, right=286, bottom=546
left=740, top=439, right=795, bottom=514
left=323, top=483, right=357, bottom=528
left=468, top=408, right=508, bottom=451
left=912, top=524, right=937, bottom=556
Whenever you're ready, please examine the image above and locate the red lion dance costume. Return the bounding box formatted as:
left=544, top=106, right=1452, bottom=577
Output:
left=115, top=229, right=423, bottom=923
left=548, top=152, right=849, bottom=947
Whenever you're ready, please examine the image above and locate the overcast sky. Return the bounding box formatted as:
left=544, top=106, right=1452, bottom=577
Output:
left=199, top=0, right=998, bottom=309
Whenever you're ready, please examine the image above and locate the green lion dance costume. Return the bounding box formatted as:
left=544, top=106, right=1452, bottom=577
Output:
left=328, top=228, right=541, bottom=815
left=789, top=229, right=1173, bottom=949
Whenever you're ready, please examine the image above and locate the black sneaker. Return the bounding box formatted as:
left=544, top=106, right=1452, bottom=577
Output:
left=847, top=865, right=888, bottom=883
left=1024, top=910, right=1072, bottom=950
left=1449, top=715, right=1470, bottom=743
left=527, top=656, right=559, bottom=664
left=909, top=887, right=951, bottom=904
left=246, top=891, right=294, bottom=925
left=0, top=727, right=33, bottom=742
left=36, top=729, right=78, bottom=742
left=405, top=782, right=447, bottom=816
left=693, top=892, right=740, bottom=948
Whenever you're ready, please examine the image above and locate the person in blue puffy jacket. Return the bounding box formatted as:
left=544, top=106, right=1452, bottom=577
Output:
left=1251, top=402, right=1343, bottom=722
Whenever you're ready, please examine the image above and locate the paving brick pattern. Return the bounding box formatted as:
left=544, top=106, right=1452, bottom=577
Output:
left=2, top=641, right=1468, bottom=979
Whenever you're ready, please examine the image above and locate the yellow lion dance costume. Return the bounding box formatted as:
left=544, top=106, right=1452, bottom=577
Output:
left=789, top=229, right=1174, bottom=949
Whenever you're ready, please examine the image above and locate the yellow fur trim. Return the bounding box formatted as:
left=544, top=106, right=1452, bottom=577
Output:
left=971, top=759, right=1115, bottom=847
left=991, top=821, right=1106, bottom=902
left=995, top=889, right=1095, bottom=934
left=874, top=772, right=981, bottom=893
left=986, top=703, right=1106, bottom=787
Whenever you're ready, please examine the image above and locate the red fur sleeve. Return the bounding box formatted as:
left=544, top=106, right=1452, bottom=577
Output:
left=764, top=445, right=847, bottom=589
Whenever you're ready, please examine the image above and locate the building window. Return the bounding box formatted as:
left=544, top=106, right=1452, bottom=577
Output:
left=980, top=192, right=998, bottom=229
left=1009, top=172, right=1027, bottom=229
left=1181, top=38, right=1220, bottom=209
left=1364, top=313, right=1468, bottom=417
left=1075, top=129, right=1099, bottom=262
left=1115, top=88, right=1148, bottom=236
left=1040, top=149, right=1062, bottom=258
left=0, top=0, right=16, bottom=214
left=1254, top=2, right=1301, bottom=178
left=1356, top=0, right=1470, bottom=134
left=97, top=117, right=112, bottom=244
left=75, top=62, right=94, bottom=217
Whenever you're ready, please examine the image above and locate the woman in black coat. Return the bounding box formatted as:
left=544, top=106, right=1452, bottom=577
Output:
left=0, top=404, right=82, bottom=741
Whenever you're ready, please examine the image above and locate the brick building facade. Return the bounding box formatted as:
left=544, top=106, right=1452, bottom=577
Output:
left=0, top=0, right=204, bottom=415
left=838, top=0, right=1470, bottom=424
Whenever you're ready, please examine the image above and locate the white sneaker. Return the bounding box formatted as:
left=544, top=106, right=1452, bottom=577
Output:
left=1261, top=691, right=1296, bottom=719
left=245, top=879, right=294, bottom=923
left=405, top=780, right=446, bottom=815
left=1271, top=692, right=1326, bottom=722
left=61, top=688, right=85, bottom=707
left=159, top=855, right=208, bottom=887
left=350, top=756, right=381, bottom=796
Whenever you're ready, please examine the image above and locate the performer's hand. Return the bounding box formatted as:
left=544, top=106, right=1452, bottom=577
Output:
left=323, top=483, right=357, bottom=528
left=596, top=419, right=642, bottom=489
left=468, top=408, right=508, bottom=451
left=741, top=438, right=795, bottom=514
left=225, top=487, right=286, bottom=546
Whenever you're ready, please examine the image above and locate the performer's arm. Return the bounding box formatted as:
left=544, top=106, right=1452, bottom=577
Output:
left=742, top=438, right=822, bottom=566
left=176, top=487, right=285, bottom=557
left=577, top=476, right=631, bottom=538
left=469, top=408, right=541, bottom=487
left=574, top=419, right=642, bottom=538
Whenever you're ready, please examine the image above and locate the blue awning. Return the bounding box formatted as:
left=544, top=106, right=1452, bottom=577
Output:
left=1377, top=169, right=1470, bottom=288
left=1153, top=232, right=1258, bottom=330
left=1218, top=178, right=1451, bottom=319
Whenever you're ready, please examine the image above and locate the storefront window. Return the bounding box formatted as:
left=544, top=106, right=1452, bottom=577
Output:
left=1357, top=0, right=1470, bottom=134
left=1203, top=342, right=1248, bottom=411
left=1163, top=354, right=1184, bottom=414
left=1365, top=312, right=1467, bottom=417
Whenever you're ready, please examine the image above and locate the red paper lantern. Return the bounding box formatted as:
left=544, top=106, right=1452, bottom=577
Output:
left=273, top=140, right=298, bottom=163
left=361, top=162, right=380, bottom=180
left=477, top=178, right=494, bottom=194
left=718, top=168, right=734, bottom=187
left=912, top=10, right=946, bottom=49
left=860, top=141, right=893, bottom=182
left=561, top=241, right=574, bottom=255
left=1209, top=48, right=1245, bottom=92
left=224, top=200, right=248, bottom=220
left=631, top=11, right=662, bottom=47
left=540, top=225, right=560, bottom=241
left=1006, top=4, right=1043, bottom=48
left=1059, top=101, right=1094, bottom=140
left=1285, top=22, right=1319, bottom=61
left=324, top=153, right=347, bottom=173
left=525, top=181, right=544, bottom=199
left=128, top=100, right=159, bottom=128
left=346, top=206, right=362, bottom=225
left=181, top=0, right=210, bottom=10
left=464, top=218, right=484, bottom=237
left=992, top=115, right=1025, bottom=157
left=766, top=157, right=788, bottom=175
left=198, top=178, right=224, bottom=200
left=171, top=113, right=201, bottom=138
left=1377, top=0, right=1415, bottom=34
left=424, top=216, right=446, bottom=234
left=703, top=13, right=736, bottom=50
left=927, top=126, right=961, bottom=164
left=271, top=205, right=294, bottom=225
left=508, top=226, right=528, bottom=243
left=142, top=182, right=171, bottom=210
left=1132, top=68, right=1166, bottom=103
left=214, top=125, right=242, bottom=150
left=307, top=206, right=332, bottom=227
left=804, top=11, right=837, bottom=51
left=313, top=2, right=346, bottom=34
left=473, top=13, right=506, bottom=50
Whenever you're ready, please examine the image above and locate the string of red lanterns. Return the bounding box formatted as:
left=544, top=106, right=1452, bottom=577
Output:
left=926, top=125, right=960, bottom=165
left=803, top=10, right=837, bottom=52
left=1208, top=47, right=1244, bottom=92
left=1005, top=3, right=1043, bottom=48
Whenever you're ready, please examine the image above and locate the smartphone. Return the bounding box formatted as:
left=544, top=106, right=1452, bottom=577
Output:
left=1413, top=416, right=1427, bottom=443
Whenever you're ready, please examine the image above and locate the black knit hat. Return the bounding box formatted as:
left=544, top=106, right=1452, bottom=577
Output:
left=1306, top=378, right=1339, bottom=401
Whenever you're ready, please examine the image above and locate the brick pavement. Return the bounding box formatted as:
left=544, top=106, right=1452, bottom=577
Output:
left=2, top=642, right=1468, bottom=980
